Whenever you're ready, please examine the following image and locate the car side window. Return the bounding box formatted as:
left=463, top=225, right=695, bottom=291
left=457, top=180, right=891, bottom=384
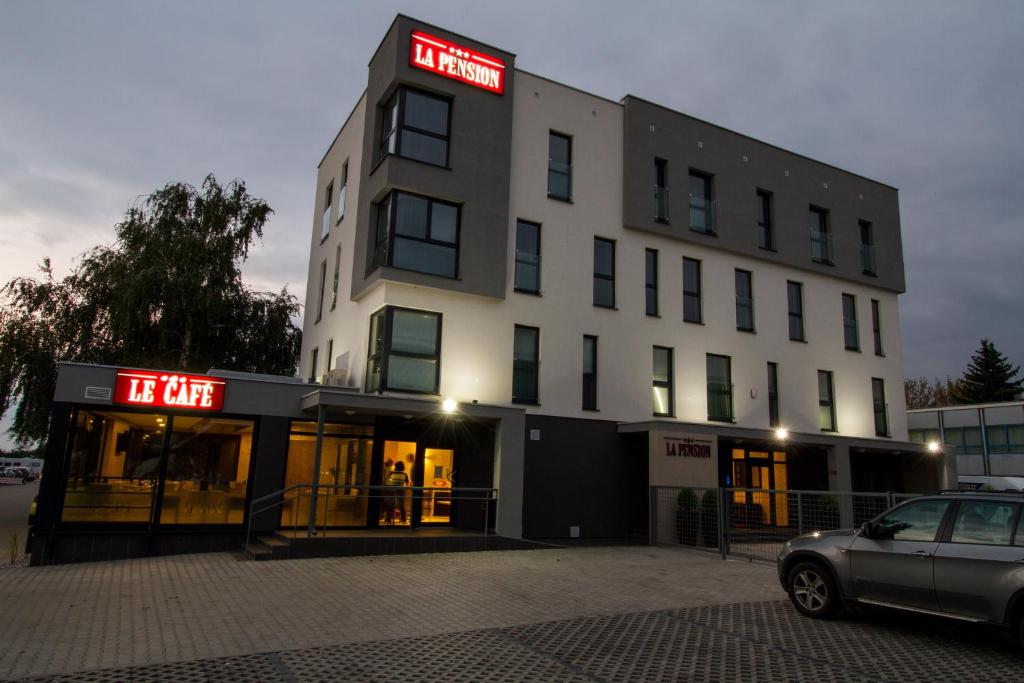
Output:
left=950, top=501, right=1018, bottom=546
left=877, top=500, right=950, bottom=542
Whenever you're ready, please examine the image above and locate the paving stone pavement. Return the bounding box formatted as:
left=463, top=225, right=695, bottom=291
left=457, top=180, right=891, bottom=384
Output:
left=0, top=547, right=783, bottom=680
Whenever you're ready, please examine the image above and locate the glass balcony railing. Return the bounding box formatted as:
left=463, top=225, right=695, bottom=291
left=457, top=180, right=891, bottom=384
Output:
left=810, top=229, right=833, bottom=263
left=654, top=186, right=670, bottom=222
left=689, top=195, right=716, bottom=234
left=861, top=243, right=876, bottom=275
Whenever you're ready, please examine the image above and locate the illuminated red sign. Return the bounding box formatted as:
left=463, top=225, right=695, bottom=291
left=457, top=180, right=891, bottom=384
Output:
left=113, top=370, right=226, bottom=411
left=409, top=30, right=506, bottom=95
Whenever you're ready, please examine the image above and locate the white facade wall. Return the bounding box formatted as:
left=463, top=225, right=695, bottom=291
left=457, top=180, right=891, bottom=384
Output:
left=301, top=72, right=909, bottom=442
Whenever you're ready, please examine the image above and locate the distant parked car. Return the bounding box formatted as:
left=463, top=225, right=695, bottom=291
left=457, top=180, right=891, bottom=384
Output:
left=0, top=467, right=26, bottom=484
left=777, top=491, right=1024, bottom=647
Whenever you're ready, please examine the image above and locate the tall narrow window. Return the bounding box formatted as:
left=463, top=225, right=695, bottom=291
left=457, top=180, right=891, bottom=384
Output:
left=379, top=87, right=451, bottom=167
left=683, top=257, right=702, bottom=323
left=645, top=248, right=658, bottom=316
left=369, top=191, right=459, bottom=279
left=706, top=354, right=733, bottom=422
left=652, top=346, right=674, bottom=417
left=322, top=181, right=333, bottom=241
left=767, top=362, right=780, bottom=428
left=514, top=220, right=541, bottom=294
left=735, top=269, right=754, bottom=332
left=330, top=244, right=341, bottom=311
left=582, top=335, right=598, bottom=411
left=365, top=307, right=442, bottom=394
left=818, top=370, right=836, bottom=431
left=860, top=220, right=876, bottom=275
left=309, top=347, right=319, bottom=383
left=337, top=160, right=348, bottom=223
left=593, top=237, right=615, bottom=308
left=787, top=281, right=805, bottom=341
left=809, top=206, right=832, bottom=264
left=548, top=131, right=572, bottom=200
left=872, top=378, right=889, bottom=437
left=688, top=170, right=714, bottom=234
left=325, top=339, right=334, bottom=373
left=757, top=190, right=774, bottom=250
left=842, top=293, right=859, bottom=350
left=513, top=325, right=540, bottom=405
left=654, top=158, right=669, bottom=222
left=315, top=260, right=327, bottom=323
left=871, top=299, right=884, bottom=356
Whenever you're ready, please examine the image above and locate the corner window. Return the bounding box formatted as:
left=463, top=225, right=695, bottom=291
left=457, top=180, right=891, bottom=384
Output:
left=707, top=354, right=733, bottom=422
left=514, top=220, right=541, bottom=294
left=654, top=158, right=669, bottom=222
left=860, top=220, right=876, bottom=275
left=513, top=325, right=540, bottom=405
left=818, top=370, right=836, bottom=431
left=787, top=281, right=805, bottom=341
left=366, top=307, right=442, bottom=394
left=757, top=190, right=774, bottom=250
left=688, top=170, right=715, bottom=234
left=809, top=206, right=832, bottom=264
left=370, top=191, right=459, bottom=279
left=653, top=346, right=674, bottom=417
left=321, top=181, right=333, bottom=241
left=735, top=269, right=754, bottom=332
left=871, top=299, right=883, bottom=356
left=593, top=237, right=615, bottom=308
left=645, top=249, right=658, bottom=316
left=683, top=257, right=702, bottom=323
left=767, top=362, right=780, bottom=428
left=872, top=377, right=889, bottom=436
left=379, top=87, right=451, bottom=167
left=582, top=335, right=598, bottom=411
left=842, top=293, right=859, bottom=351
left=548, top=131, right=572, bottom=200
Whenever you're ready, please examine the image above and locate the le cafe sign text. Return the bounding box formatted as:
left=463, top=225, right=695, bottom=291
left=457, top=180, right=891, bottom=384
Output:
left=409, top=30, right=506, bottom=95
left=113, top=370, right=226, bottom=411
left=664, top=437, right=713, bottom=459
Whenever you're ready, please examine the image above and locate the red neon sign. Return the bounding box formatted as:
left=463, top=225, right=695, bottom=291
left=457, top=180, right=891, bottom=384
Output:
left=113, top=370, right=226, bottom=411
left=409, top=30, right=506, bottom=95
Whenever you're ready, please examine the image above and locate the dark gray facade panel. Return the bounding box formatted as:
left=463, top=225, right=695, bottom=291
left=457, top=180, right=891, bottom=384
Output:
left=622, top=97, right=906, bottom=293
left=351, top=16, right=516, bottom=301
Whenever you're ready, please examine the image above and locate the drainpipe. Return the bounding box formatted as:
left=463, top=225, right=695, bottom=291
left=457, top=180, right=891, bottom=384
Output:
left=307, top=404, right=326, bottom=536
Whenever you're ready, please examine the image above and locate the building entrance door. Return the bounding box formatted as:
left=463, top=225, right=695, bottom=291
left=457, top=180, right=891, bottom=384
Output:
left=377, top=441, right=456, bottom=528
left=731, top=448, right=789, bottom=527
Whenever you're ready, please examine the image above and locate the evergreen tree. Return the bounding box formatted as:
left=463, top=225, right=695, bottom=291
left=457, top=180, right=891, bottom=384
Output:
left=951, top=339, right=1023, bottom=404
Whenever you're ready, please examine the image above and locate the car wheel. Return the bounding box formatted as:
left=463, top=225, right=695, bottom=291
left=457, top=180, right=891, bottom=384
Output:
left=1016, top=611, right=1024, bottom=650
left=787, top=561, right=839, bottom=618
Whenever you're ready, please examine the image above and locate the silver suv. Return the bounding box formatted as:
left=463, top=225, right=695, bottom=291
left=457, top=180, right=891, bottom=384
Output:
left=777, top=491, right=1024, bottom=646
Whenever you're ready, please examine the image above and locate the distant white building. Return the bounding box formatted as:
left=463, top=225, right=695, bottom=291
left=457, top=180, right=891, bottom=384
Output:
left=909, top=402, right=1024, bottom=476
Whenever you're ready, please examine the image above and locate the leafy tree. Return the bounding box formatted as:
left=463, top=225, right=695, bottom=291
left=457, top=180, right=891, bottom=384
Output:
left=951, top=339, right=1023, bottom=405
left=904, top=377, right=934, bottom=409
left=0, top=175, right=301, bottom=445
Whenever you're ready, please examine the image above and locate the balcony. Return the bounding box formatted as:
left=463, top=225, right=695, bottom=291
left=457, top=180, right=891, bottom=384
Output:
left=654, top=185, right=670, bottom=222
left=810, top=229, right=833, bottom=264
left=860, top=243, right=876, bottom=275
left=689, top=195, right=716, bottom=235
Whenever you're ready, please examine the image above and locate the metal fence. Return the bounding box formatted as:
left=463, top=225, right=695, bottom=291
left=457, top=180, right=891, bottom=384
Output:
left=652, top=486, right=919, bottom=563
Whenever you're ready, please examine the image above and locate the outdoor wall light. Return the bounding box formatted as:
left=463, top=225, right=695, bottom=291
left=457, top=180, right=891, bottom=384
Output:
left=774, top=427, right=789, bottom=440
left=441, top=398, right=457, bottom=414
left=927, top=440, right=941, bottom=453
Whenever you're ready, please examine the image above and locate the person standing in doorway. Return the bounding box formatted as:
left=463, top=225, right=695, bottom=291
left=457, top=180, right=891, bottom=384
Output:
left=385, top=460, right=410, bottom=525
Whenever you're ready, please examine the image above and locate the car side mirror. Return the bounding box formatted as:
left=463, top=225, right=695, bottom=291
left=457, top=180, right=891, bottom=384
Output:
left=860, top=521, right=876, bottom=539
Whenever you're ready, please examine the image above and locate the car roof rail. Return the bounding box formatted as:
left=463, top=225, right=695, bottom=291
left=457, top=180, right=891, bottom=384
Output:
left=934, top=488, right=1024, bottom=496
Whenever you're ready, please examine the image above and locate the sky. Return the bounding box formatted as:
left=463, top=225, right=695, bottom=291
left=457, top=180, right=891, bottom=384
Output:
left=1, top=1, right=1023, bottom=448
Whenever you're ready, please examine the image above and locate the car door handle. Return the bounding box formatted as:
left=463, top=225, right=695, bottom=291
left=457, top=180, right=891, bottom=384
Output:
left=911, top=550, right=932, bottom=559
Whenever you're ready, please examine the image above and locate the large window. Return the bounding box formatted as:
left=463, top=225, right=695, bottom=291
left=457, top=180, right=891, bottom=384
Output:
left=379, top=87, right=451, bottom=167
left=986, top=425, right=1024, bottom=454
left=787, top=281, right=805, bottom=341
left=767, top=362, right=780, bottom=428
left=688, top=170, right=715, bottom=234
left=707, top=354, right=733, bottom=422
left=61, top=410, right=254, bottom=526
left=582, top=335, right=598, bottom=411
left=371, top=191, right=459, bottom=279
left=860, top=220, right=876, bottom=275
left=842, top=293, right=859, bottom=351
left=645, top=248, right=659, bottom=316
left=683, top=257, right=702, bottom=323
left=593, top=237, right=616, bottom=308
left=818, top=370, right=836, bottom=431
left=944, top=427, right=983, bottom=456
left=872, top=378, right=889, bottom=437
left=655, top=158, right=669, bottom=222
left=513, top=325, right=540, bottom=405
left=514, top=220, right=541, bottom=294
left=735, top=269, right=754, bottom=332
left=871, top=299, right=883, bottom=356
left=809, top=206, right=832, bottom=264
left=366, top=307, right=442, bottom=394
left=548, top=131, right=572, bottom=200
left=653, top=346, right=674, bottom=417
left=757, top=190, right=774, bottom=250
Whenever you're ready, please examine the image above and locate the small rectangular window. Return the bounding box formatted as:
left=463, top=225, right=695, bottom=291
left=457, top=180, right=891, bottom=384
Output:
left=322, top=181, right=333, bottom=241
left=369, top=191, right=459, bottom=279
left=843, top=293, right=859, bottom=350
left=514, top=220, right=541, bottom=294
left=872, top=377, right=888, bottom=436
left=735, top=269, right=754, bottom=332
left=379, top=87, right=451, bottom=167
left=654, top=158, right=669, bottom=222
left=871, top=299, right=883, bottom=356
left=767, top=362, right=780, bottom=428
left=860, top=220, right=876, bottom=275
left=688, top=170, right=715, bottom=234
left=315, top=260, right=327, bottom=323
left=325, top=339, right=334, bottom=373
left=582, top=335, right=598, bottom=411
left=365, top=307, right=442, bottom=394
left=707, top=354, right=733, bottom=422
left=757, top=190, right=774, bottom=250
left=683, top=257, right=702, bottom=323
left=548, top=131, right=572, bottom=200
left=513, top=325, right=540, bottom=405
left=653, top=346, right=674, bottom=417
left=818, top=370, right=836, bottom=431
left=593, top=237, right=615, bottom=308
left=809, top=206, right=832, bottom=264
left=330, top=244, right=341, bottom=311
left=309, top=347, right=319, bottom=383
left=337, top=160, right=348, bottom=223
left=787, top=281, right=805, bottom=341
left=645, top=249, right=658, bottom=316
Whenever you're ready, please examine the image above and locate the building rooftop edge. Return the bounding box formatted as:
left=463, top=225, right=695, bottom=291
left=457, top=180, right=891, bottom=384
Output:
left=908, top=401, right=1024, bottom=413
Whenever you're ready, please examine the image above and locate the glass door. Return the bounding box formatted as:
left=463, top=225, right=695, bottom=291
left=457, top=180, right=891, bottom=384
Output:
left=379, top=440, right=416, bottom=527
left=421, top=448, right=454, bottom=525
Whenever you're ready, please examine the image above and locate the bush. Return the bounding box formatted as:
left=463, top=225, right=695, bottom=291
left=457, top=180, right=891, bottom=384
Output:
left=676, top=488, right=698, bottom=511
